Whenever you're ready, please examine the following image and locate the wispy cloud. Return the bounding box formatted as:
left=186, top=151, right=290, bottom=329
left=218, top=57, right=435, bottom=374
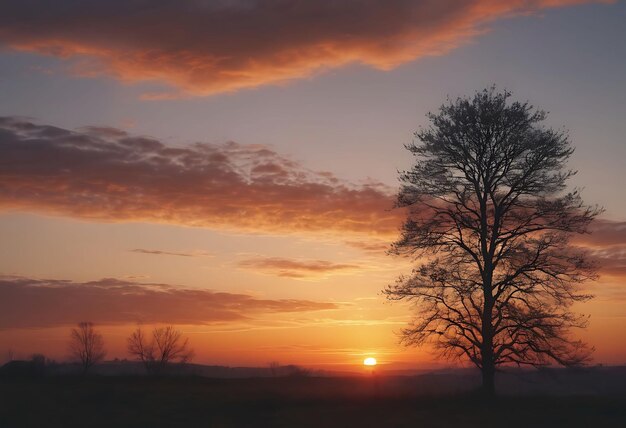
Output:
left=0, top=276, right=339, bottom=328
left=0, top=117, right=399, bottom=236
left=130, top=249, right=212, bottom=258
left=238, top=257, right=361, bottom=279
left=574, top=220, right=626, bottom=248
left=344, top=240, right=390, bottom=254
left=569, top=221, right=626, bottom=281
left=588, top=245, right=626, bottom=280
left=0, top=0, right=611, bottom=96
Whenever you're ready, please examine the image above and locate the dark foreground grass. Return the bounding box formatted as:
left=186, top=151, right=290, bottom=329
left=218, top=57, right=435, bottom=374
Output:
left=1, top=376, right=625, bottom=428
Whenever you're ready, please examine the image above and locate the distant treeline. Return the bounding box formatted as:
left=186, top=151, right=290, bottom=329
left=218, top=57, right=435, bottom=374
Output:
left=0, top=355, right=314, bottom=379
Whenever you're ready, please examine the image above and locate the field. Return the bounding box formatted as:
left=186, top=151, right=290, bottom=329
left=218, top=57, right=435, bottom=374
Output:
left=1, top=375, right=626, bottom=428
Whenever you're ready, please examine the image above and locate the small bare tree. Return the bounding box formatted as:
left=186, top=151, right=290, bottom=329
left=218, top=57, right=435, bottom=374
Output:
left=127, top=326, right=193, bottom=375
left=69, top=322, right=106, bottom=373
left=385, top=88, right=601, bottom=396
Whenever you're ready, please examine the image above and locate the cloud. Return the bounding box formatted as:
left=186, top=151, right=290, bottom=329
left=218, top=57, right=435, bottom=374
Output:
left=0, top=0, right=610, bottom=96
left=569, top=221, right=626, bottom=280
left=344, top=240, right=390, bottom=254
left=130, top=249, right=212, bottom=258
left=0, top=276, right=338, bottom=328
left=587, top=245, right=626, bottom=280
left=238, top=257, right=361, bottom=279
left=0, top=116, right=400, bottom=236
left=574, top=220, right=626, bottom=248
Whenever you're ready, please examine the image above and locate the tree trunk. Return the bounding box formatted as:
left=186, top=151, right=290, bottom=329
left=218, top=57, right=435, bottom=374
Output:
left=481, top=361, right=495, bottom=397
left=481, top=287, right=496, bottom=397
left=479, top=190, right=496, bottom=397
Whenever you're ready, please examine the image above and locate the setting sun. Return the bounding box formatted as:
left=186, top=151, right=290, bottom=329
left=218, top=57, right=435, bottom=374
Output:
left=363, top=357, right=377, bottom=366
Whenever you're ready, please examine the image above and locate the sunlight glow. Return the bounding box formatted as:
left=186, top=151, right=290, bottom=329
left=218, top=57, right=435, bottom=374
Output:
left=363, top=357, right=377, bottom=366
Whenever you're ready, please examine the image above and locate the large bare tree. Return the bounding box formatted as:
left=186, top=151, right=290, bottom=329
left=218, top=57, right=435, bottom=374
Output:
left=384, top=88, right=601, bottom=396
left=127, top=326, right=193, bottom=375
left=69, top=322, right=106, bottom=373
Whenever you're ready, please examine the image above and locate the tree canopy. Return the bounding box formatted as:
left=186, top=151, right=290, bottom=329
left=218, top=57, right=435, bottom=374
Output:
left=384, top=87, right=601, bottom=395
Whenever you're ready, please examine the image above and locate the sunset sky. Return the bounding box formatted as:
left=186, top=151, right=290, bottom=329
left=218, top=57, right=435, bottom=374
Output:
left=1, top=0, right=625, bottom=370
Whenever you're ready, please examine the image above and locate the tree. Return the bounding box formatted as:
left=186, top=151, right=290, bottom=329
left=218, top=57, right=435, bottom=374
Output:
left=69, top=322, right=106, bottom=373
left=127, top=325, right=193, bottom=375
left=384, top=88, right=601, bottom=396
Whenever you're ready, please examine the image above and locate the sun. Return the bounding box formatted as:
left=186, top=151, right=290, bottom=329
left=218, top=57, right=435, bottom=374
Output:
left=363, top=357, right=377, bottom=366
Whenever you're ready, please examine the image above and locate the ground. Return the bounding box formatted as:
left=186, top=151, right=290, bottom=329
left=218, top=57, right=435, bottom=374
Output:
left=1, top=376, right=625, bottom=427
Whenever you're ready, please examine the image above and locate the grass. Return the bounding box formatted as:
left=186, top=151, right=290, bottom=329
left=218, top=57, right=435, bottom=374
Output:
left=1, top=376, right=625, bottom=427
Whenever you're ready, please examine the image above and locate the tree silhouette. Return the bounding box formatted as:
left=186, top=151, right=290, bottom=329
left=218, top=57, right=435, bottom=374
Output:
left=384, top=87, right=601, bottom=396
left=69, top=322, right=106, bottom=373
left=127, top=326, right=193, bottom=375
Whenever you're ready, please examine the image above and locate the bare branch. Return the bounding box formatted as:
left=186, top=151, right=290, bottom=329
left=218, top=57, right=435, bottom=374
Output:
left=127, top=325, right=194, bottom=375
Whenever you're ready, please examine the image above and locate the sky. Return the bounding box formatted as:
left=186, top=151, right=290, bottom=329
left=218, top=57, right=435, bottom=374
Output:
left=0, top=0, right=625, bottom=371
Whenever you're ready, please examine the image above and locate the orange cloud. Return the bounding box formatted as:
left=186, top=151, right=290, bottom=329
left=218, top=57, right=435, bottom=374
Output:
left=0, top=276, right=339, bottom=328
left=0, top=0, right=611, bottom=96
left=0, top=117, right=400, bottom=236
left=238, top=257, right=361, bottom=279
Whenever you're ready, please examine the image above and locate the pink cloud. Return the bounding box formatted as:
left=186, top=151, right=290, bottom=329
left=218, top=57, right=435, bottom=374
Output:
left=0, top=0, right=612, bottom=96
left=130, top=249, right=212, bottom=258
left=0, top=276, right=338, bottom=328
left=0, top=116, right=400, bottom=236
left=238, top=257, right=361, bottom=278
